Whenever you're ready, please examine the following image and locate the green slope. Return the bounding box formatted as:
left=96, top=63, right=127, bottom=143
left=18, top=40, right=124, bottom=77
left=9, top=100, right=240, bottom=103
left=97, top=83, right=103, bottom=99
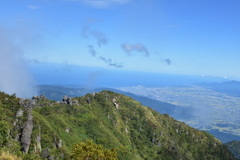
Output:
left=0, top=91, right=236, bottom=159
left=225, top=140, right=240, bottom=159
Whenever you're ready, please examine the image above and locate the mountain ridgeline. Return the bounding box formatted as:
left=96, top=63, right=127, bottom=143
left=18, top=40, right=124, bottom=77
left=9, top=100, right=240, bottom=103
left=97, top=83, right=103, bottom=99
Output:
left=0, top=91, right=236, bottom=159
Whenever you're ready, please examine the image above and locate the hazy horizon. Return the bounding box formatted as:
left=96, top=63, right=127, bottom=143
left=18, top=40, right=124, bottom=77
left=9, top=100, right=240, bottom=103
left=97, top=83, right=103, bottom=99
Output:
left=1, top=0, right=240, bottom=97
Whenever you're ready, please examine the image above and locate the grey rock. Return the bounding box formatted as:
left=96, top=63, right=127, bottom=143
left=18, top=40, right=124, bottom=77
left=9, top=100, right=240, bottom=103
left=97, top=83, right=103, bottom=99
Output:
left=39, top=94, right=48, bottom=100
left=62, top=95, right=68, bottom=102
left=21, top=113, right=33, bottom=153
left=48, top=155, right=54, bottom=160
left=86, top=97, right=91, bottom=104
left=56, top=139, right=62, bottom=148
left=65, top=128, right=70, bottom=134
left=113, top=102, right=119, bottom=110
left=14, top=134, right=20, bottom=141
left=30, top=100, right=36, bottom=105
left=18, top=98, right=24, bottom=106
left=67, top=97, right=72, bottom=105
left=72, top=99, right=79, bottom=105
left=32, top=95, right=38, bottom=100
left=16, top=109, right=24, bottom=117
left=19, top=99, right=33, bottom=109
left=42, top=148, right=50, bottom=158
left=13, top=119, right=18, bottom=126
left=62, top=96, right=78, bottom=105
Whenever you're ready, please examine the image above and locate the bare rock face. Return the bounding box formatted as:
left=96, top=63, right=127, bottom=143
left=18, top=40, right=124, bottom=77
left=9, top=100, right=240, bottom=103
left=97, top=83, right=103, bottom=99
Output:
left=21, top=112, right=33, bottom=153
left=16, top=109, right=24, bottom=117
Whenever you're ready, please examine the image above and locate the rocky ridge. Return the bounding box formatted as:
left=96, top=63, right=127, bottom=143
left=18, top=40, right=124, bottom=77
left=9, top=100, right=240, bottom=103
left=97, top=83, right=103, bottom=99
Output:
left=0, top=91, right=236, bottom=160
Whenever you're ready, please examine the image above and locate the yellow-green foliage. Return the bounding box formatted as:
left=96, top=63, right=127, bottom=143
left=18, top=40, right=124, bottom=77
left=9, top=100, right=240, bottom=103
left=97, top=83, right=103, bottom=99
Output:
left=71, top=140, right=117, bottom=160
left=0, top=150, right=21, bottom=160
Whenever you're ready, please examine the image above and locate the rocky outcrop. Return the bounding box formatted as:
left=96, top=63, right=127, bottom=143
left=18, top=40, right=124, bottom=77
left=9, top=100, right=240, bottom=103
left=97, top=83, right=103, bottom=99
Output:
left=112, top=98, right=119, bottom=110
left=55, top=95, right=78, bottom=105
left=113, top=102, right=119, bottom=110
left=86, top=97, right=91, bottom=104
left=32, top=94, right=48, bottom=101
left=19, top=94, right=48, bottom=109
left=21, top=112, right=33, bottom=153
left=16, top=109, right=24, bottom=117
left=56, top=139, right=62, bottom=148
left=41, top=148, right=54, bottom=160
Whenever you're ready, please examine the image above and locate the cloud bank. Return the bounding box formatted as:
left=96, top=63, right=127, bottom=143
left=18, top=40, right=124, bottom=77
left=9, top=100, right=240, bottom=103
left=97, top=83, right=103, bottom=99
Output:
left=121, top=43, right=149, bottom=56
left=0, top=26, right=37, bottom=98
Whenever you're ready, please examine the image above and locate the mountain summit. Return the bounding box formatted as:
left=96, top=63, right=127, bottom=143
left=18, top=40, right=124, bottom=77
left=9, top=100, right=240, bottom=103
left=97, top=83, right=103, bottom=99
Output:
left=0, top=91, right=236, bottom=159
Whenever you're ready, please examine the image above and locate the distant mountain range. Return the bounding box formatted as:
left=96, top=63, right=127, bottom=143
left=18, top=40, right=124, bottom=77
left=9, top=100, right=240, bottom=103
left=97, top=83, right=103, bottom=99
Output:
left=37, top=85, right=195, bottom=120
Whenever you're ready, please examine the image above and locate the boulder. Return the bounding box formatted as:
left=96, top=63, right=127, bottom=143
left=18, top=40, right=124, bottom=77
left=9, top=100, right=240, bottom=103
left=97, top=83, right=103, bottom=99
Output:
left=39, top=94, right=48, bottom=100
left=65, top=128, right=70, bottom=134
left=56, top=139, right=62, bottom=148
left=42, top=148, right=50, bottom=158
left=86, top=97, right=91, bottom=104
left=62, top=95, right=68, bottom=102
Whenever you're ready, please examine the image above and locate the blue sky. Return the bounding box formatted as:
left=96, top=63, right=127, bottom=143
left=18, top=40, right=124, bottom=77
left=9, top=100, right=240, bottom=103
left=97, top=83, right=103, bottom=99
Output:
left=1, top=0, right=240, bottom=80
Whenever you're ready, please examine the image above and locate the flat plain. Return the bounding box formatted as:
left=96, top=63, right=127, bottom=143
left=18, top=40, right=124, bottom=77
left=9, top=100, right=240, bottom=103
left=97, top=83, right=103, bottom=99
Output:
left=117, top=85, right=240, bottom=142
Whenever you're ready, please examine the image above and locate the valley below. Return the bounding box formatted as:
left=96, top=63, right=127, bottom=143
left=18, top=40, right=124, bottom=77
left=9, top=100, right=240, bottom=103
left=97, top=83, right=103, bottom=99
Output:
left=117, top=85, right=240, bottom=143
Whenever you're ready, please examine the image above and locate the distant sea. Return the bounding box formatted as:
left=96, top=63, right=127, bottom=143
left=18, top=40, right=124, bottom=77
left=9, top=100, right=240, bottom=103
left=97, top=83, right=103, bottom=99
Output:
left=29, top=63, right=230, bottom=88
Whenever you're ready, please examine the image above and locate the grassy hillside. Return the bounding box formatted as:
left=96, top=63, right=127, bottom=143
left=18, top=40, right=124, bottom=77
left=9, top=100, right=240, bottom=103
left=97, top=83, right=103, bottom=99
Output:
left=225, top=140, right=240, bottom=160
left=117, top=85, right=240, bottom=143
left=0, top=91, right=236, bottom=159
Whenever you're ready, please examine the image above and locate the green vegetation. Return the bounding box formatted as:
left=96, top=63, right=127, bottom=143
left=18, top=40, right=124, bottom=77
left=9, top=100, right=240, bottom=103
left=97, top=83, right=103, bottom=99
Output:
left=0, top=91, right=236, bottom=159
left=117, top=85, right=240, bottom=143
left=71, top=140, right=117, bottom=160
left=225, top=140, right=240, bottom=160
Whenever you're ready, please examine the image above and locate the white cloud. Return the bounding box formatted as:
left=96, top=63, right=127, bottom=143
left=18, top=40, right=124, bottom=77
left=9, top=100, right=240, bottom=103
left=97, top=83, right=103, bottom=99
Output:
left=64, top=0, right=130, bottom=8
left=121, top=43, right=149, bottom=56
left=0, top=27, right=37, bottom=98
